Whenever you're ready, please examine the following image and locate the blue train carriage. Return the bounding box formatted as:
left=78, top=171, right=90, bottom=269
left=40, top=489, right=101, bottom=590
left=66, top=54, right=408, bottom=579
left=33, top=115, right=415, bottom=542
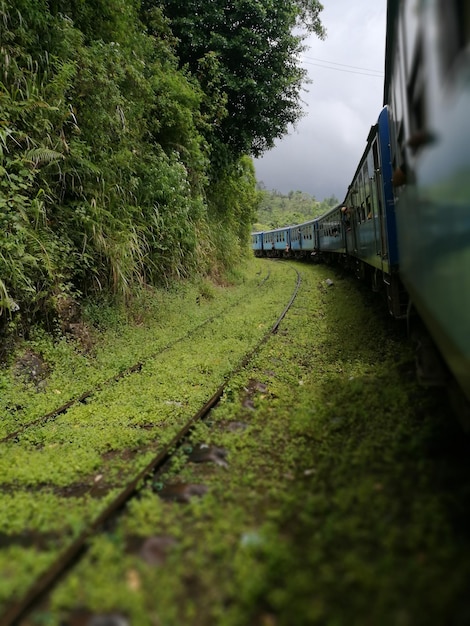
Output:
left=252, top=231, right=264, bottom=256
left=384, top=0, right=470, bottom=409
left=342, top=107, right=404, bottom=317
left=262, top=226, right=291, bottom=256
left=289, top=219, right=318, bottom=258
left=316, top=204, right=345, bottom=259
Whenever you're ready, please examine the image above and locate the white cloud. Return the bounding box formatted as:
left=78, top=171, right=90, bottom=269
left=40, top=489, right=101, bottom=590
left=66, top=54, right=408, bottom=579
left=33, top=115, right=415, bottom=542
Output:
left=254, top=0, right=387, bottom=200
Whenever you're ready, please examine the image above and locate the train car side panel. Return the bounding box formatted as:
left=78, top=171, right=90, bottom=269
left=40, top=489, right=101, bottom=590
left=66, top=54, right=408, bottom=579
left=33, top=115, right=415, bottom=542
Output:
left=317, top=205, right=345, bottom=255
left=290, top=219, right=319, bottom=257
left=252, top=232, right=264, bottom=256
left=262, top=226, right=291, bottom=255
left=385, top=0, right=470, bottom=402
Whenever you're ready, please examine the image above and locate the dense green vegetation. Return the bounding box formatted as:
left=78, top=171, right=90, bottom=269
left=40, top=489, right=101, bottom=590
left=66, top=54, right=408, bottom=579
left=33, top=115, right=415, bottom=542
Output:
left=9, top=259, right=468, bottom=626
left=0, top=0, right=325, bottom=342
left=0, top=258, right=296, bottom=615
left=254, top=188, right=339, bottom=230
left=157, top=0, right=325, bottom=165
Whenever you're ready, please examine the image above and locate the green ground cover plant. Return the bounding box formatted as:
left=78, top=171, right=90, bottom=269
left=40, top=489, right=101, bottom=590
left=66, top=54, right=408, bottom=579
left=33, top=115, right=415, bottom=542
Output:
left=0, top=269, right=266, bottom=436
left=18, top=260, right=470, bottom=626
left=0, top=258, right=298, bottom=613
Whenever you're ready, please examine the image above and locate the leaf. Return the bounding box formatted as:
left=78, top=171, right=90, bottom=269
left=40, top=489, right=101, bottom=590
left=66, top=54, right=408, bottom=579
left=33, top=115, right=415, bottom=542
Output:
left=25, top=148, right=65, bottom=166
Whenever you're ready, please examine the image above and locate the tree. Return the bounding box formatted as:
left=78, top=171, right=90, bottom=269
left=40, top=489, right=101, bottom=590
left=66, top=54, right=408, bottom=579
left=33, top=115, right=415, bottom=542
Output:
left=149, top=0, right=325, bottom=169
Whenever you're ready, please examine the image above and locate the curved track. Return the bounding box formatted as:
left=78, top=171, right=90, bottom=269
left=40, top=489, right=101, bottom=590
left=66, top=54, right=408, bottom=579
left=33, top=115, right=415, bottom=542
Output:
left=1, top=271, right=272, bottom=445
left=1, top=264, right=299, bottom=626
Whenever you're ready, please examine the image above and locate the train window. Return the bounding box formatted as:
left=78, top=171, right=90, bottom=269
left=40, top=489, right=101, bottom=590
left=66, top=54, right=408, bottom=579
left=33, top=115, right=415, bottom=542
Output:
left=361, top=204, right=366, bottom=223
left=396, top=124, right=404, bottom=165
left=372, top=137, right=380, bottom=171
left=407, top=40, right=427, bottom=151
left=362, top=163, right=369, bottom=183
left=357, top=173, right=363, bottom=206
left=439, top=0, right=470, bottom=72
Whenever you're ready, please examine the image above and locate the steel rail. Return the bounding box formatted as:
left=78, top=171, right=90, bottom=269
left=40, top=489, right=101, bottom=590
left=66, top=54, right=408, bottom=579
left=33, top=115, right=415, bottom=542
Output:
left=1, top=271, right=272, bottom=445
left=1, top=263, right=298, bottom=626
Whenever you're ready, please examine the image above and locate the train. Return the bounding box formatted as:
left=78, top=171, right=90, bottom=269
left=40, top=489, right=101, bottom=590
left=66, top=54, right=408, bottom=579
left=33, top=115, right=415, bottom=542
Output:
left=252, top=0, right=470, bottom=421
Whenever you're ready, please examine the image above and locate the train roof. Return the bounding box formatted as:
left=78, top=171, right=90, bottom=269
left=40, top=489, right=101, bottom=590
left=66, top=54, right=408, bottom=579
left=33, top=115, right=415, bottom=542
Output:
left=316, top=204, right=343, bottom=221
left=340, top=106, right=391, bottom=203
left=293, top=218, right=318, bottom=227
left=261, top=225, right=294, bottom=233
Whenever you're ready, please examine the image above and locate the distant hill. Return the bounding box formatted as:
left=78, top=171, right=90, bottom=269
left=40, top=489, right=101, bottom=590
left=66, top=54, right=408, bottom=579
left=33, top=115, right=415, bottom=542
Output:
left=253, top=187, right=339, bottom=231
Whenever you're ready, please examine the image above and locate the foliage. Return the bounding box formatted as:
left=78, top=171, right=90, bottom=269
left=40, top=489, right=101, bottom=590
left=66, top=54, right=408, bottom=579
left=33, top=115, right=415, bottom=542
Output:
left=0, top=2, right=207, bottom=328
left=0, top=0, right=325, bottom=345
left=208, top=156, right=261, bottom=269
left=47, top=0, right=141, bottom=45
left=154, top=0, right=326, bottom=169
left=0, top=25, right=73, bottom=323
left=254, top=188, right=339, bottom=229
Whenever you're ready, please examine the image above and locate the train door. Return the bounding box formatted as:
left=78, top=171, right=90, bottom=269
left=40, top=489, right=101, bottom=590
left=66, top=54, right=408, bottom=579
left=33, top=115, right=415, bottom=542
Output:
left=344, top=186, right=358, bottom=256
left=344, top=212, right=354, bottom=255
left=372, top=136, right=386, bottom=271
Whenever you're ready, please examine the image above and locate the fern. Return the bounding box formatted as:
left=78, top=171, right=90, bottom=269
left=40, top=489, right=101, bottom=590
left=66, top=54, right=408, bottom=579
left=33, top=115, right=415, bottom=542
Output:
left=25, top=147, right=64, bottom=166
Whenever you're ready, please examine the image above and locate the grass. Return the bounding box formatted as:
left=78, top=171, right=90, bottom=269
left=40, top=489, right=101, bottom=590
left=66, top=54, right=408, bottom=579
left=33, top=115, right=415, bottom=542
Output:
left=3, top=259, right=470, bottom=626
left=0, top=258, right=296, bottom=613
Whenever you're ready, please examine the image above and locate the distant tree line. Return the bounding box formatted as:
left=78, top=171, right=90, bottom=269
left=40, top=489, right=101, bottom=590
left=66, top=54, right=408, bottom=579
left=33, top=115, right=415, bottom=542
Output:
left=0, top=0, right=324, bottom=338
left=254, top=188, right=339, bottom=230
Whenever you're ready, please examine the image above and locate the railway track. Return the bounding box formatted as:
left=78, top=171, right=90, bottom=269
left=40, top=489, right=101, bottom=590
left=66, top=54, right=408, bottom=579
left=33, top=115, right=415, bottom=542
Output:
left=4, top=261, right=464, bottom=626
left=1, top=271, right=272, bottom=445
left=0, top=263, right=299, bottom=625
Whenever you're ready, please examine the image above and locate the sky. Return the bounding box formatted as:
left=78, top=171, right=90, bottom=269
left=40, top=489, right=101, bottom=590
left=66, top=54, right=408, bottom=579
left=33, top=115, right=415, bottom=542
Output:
left=254, top=0, right=388, bottom=201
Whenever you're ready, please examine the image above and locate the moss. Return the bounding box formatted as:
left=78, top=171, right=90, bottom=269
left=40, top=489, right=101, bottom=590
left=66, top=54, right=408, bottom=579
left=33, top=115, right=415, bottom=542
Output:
left=3, top=261, right=470, bottom=626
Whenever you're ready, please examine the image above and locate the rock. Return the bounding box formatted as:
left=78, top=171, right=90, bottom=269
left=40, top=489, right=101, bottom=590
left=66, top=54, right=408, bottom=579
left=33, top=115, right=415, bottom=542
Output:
left=13, top=350, right=49, bottom=389
left=157, top=482, right=208, bottom=503
left=139, top=535, right=177, bottom=566
left=188, top=444, right=228, bottom=467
